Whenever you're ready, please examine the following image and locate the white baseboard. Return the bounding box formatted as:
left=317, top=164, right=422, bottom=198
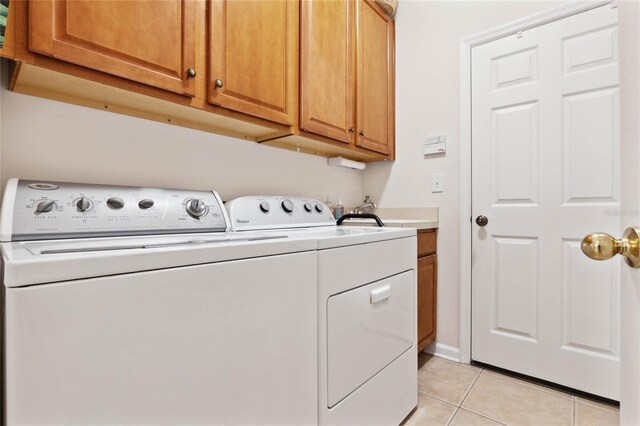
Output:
left=423, top=342, right=461, bottom=363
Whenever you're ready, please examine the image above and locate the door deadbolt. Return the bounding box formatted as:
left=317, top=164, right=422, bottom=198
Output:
left=475, top=215, right=488, bottom=227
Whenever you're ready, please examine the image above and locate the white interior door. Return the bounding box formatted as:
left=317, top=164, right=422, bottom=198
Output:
left=471, top=5, right=620, bottom=399
left=616, top=0, right=640, bottom=423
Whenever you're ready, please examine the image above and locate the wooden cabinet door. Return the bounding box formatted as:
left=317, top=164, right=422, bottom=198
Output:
left=417, top=254, right=437, bottom=352
left=356, top=0, right=394, bottom=155
left=209, top=0, right=297, bottom=126
left=29, top=0, right=197, bottom=96
left=300, top=0, right=356, bottom=144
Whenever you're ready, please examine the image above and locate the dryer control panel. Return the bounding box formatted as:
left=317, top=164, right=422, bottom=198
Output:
left=1, top=179, right=228, bottom=241
left=226, top=196, right=335, bottom=231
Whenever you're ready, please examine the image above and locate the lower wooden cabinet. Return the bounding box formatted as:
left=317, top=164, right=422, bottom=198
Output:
left=417, top=229, right=438, bottom=353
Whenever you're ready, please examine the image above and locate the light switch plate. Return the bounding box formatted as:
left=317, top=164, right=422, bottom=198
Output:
left=432, top=174, right=444, bottom=193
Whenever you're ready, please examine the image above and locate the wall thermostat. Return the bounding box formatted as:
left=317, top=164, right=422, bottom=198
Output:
left=424, top=135, right=446, bottom=156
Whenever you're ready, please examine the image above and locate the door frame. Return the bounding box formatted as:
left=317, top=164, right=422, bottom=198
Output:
left=458, top=0, right=613, bottom=365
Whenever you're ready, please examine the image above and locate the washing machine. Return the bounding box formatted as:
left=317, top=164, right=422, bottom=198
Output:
left=1, top=180, right=318, bottom=425
left=226, top=196, right=418, bottom=425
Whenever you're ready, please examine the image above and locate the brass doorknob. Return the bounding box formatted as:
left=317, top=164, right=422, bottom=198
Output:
left=214, top=79, right=224, bottom=88
left=581, top=227, right=640, bottom=268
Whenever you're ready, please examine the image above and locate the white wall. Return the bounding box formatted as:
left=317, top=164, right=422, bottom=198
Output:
left=363, top=0, right=566, bottom=357
left=0, top=62, right=362, bottom=205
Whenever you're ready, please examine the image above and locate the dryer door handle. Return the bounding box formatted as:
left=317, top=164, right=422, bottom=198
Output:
left=337, top=213, right=385, bottom=227
left=370, top=284, right=391, bottom=304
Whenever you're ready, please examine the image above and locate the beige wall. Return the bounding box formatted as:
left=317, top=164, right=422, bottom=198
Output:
left=0, top=63, right=363, bottom=205
left=363, top=0, right=567, bottom=358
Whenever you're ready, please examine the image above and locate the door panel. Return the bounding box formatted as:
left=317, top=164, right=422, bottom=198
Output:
left=562, top=87, right=619, bottom=203
left=561, top=239, right=618, bottom=356
left=29, top=0, right=196, bottom=96
left=492, top=101, right=538, bottom=204
left=300, top=0, right=355, bottom=144
left=471, top=5, right=620, bottom=399
left=492, top=237, right=538, bottom=341
left=209, top=0, right=297, bottom=126
left=356, top=0, right=394, bottom=155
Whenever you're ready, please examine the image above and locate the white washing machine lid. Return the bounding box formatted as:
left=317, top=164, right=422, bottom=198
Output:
left=2, top=232, right=316, bottom=288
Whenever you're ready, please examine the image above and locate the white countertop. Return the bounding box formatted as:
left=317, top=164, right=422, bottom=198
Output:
left=341, top=207, right=439, bottom=230
left=342, top=218, right=438, bottom=230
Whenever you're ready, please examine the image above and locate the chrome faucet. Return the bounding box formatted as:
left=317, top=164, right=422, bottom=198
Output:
left=354, top=195, right=377, bottom=215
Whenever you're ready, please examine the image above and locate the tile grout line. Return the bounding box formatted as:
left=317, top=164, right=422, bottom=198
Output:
left=461, top=370, right=576, bottom=426
left=459, top=367, right=484, bottom=407
left=484, top=368, right=619, bottom=414
left=445, top=407, right=461, bottom=426
left=460, top=406, right=510, bottom=426
left=572, top=396, right=576, bottom=426
left=457, top=370, right=513, bottom=426
left=417, top=390, right=461, bottom=408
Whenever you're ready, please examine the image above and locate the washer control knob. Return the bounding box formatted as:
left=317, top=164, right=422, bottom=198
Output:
left=315, top=203, right=324, bottom=213
left=304, top=202, right=313, bottom=212
left=281, top=199, right=294, bottom=213
left=138, top=199, right=154, bottom=209
left=36, top=200, right=56, bottom=213
left=76, top=196, right=91, bottom=212
left=107, top=197, right=124, bottom=209
left=260, top=201, right=270, bottom=213
left=186, top=199, right=207, bottom=218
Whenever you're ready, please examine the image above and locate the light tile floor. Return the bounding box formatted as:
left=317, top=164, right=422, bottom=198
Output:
left=402, top=353, right=620, bottom=426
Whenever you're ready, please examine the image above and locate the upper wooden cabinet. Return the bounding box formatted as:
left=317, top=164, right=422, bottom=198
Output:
left=300, top=0, right=356, bottom=144
left=298, top=0, right=394, bottom=156
left=16, top=0, right=394, bottom=161
left=28, top=0, right=197, bottom=96
left=356, top=0, right=394, bottom=155
left=209, top=0, right=298, bottom=126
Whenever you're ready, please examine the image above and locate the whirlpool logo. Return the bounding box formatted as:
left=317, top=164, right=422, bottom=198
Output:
left=236, top=219, right=250, bottom=224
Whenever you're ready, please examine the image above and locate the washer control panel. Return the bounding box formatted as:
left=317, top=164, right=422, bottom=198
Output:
left=2, top=179, right=228, bottom=241
left=225, top=196, right=335, bottom=231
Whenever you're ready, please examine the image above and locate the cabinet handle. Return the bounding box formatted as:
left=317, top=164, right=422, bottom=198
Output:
left=214, top=79, right=224, bottom=88
left=348, top=127, right=355, bottom=133
left=370, top=284, right=391, bottom=304
left=359, top=130, right=365, bottom=137
left=186, top=68, right=196, bottom=78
